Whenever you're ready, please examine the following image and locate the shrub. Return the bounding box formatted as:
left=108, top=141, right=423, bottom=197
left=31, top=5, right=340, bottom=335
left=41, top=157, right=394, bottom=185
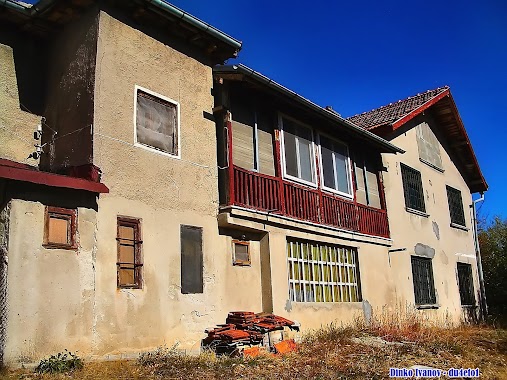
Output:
left=35, top=350, right=83, bottom=374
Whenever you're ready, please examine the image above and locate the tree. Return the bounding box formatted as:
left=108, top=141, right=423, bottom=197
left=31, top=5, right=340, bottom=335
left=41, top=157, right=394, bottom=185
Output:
left=478, top=217, right=507, bottom=323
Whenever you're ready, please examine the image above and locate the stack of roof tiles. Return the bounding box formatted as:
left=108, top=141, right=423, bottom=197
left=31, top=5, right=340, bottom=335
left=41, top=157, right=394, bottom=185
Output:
left=202, top=311, right=299, bottom=354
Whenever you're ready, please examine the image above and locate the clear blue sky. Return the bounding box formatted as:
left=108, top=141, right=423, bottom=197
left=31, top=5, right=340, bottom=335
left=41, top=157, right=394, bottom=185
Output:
left=24, top=0, right=507, bottom=219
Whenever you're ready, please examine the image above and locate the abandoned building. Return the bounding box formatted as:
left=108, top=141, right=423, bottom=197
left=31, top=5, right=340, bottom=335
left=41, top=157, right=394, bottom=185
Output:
left=0, top=0, right=487, bottom=366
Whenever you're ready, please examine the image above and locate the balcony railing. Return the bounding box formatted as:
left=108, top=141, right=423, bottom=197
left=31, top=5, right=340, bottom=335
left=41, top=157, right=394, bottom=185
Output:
left=230, top=165, right=390, bottom=238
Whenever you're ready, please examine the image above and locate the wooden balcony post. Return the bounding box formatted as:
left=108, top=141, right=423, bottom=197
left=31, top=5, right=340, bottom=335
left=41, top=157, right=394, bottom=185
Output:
left=226, top=114, right=235, bottom=206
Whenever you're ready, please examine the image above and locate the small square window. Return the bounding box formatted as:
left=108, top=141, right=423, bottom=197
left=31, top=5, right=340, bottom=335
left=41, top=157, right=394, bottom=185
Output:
left=117, top=217, right=143, bottom=289
left=232, top=240, right=250, bottom=266
left=43, top=206, right=77, bottom=249
left=135, top=87, right=179, bottom=157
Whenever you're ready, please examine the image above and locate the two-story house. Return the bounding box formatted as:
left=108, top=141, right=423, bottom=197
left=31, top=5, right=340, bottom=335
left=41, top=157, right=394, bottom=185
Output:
left=0, top=0, right=487, bottom=367
left=349, top=87, right=488, bottom=320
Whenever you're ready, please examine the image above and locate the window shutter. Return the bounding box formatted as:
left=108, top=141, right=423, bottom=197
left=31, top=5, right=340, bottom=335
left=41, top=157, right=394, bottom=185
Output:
left=354, top=161, right=367, bottom=205
left=416, top=122, right=442, bottom=169
left=232, top=120, right=255, bottom=170
left=257, top=112, right=275, bottom=176
left=365, top=163, right=381, bottom=209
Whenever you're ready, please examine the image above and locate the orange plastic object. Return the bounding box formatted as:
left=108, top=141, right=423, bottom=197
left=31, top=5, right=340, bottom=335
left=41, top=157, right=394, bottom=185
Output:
left=243, top=346, right=261, bottom=358
left=273, top=339, right=297, bottom=354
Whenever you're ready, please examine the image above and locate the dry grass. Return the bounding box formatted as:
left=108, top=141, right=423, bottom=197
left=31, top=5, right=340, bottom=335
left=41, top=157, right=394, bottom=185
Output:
left=2, top=311, right=507, bottom=380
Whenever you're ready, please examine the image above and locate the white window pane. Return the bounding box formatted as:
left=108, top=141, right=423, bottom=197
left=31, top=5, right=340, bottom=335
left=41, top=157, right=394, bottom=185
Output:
left=320, top=137, right=336, bottom=189
left=298, top=138, right=314, bottom=182
left=334, top=150, right=350, bottom=194
left=283, top=119, right=299, bottom=177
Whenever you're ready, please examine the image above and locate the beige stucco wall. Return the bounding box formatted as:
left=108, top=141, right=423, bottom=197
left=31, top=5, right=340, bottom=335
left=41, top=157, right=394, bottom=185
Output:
left=381, top=115, right=479, bottom=321
left=89, top=10, right=261, bottom=356
left=219, top=208, right=396, bottom=331
left=4, top=199, right=97, bottom=364
left=0, top=43, right=40, bottom=165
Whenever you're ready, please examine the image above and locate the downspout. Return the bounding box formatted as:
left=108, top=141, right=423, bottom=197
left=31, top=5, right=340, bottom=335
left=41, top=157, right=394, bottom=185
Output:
left=471, top=193, right=487, bottom=321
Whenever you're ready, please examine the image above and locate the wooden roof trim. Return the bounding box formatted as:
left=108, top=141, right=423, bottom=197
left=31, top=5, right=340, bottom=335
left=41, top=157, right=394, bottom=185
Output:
left=391, top=89, right=451, bottom=130
left=445, top=94, right=488, bottom=192
left=0, top=159, right=109, bottom=194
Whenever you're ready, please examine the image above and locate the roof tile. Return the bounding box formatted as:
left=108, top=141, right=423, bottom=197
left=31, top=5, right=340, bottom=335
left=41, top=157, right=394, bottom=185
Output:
left=348, top=86, right=449, bottom=129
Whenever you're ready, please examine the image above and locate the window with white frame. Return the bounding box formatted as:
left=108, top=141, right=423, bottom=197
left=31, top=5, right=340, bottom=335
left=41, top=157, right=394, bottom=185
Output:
left=281, top=116, right=316, bottom=185
left=319, top=135, right=352, bottom=196
left=135, top=87, right=180, bottom=157
left=287, top=239, right=361, bottom=303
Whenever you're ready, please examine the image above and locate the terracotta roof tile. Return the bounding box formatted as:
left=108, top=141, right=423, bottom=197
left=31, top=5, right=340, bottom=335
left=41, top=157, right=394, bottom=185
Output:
left=348, top=86, right=449, bottom=129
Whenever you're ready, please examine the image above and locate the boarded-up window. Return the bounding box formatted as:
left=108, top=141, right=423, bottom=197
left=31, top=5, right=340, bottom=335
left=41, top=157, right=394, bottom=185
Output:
left=354, top=156, right=381, bottom=209
left=117, top=217, right=142, bottom=289
left=136, top=88, right=179, bottom=156
left=43, top=206, right=76, bottom=249
left=231, top=99, right=275, bottom=176
left=232, top=240, right=250, bottom=266
left=181, top=225, right=203, bottom=294
left=416, top=122, right=442, bottom=170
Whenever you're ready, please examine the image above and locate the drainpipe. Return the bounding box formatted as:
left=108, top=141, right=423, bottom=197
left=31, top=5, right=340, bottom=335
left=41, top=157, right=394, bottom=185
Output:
left=471, top=193, right=487, bottom=321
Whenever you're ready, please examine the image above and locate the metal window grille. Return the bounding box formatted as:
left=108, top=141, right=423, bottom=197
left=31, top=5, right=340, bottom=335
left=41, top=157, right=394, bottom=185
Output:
left=411, top=256, right=436, bottom=305
left=457, top=263, right=475, bottom=306
left=401, top=164, right=426, bottom=212
left=117, top=217, right=143, bottom=289
left=287, top=239, right=361, bottom=303
left=446, top=186, right=466, bottom=226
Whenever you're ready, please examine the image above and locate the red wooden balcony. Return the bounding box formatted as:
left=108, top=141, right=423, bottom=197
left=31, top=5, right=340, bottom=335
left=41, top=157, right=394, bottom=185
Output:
left=230, top=165, right=390, bottom=238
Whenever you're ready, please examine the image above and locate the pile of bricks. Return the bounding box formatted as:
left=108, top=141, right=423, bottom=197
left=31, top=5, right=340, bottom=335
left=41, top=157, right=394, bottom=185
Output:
left=202, top=311, right=299, bottom=355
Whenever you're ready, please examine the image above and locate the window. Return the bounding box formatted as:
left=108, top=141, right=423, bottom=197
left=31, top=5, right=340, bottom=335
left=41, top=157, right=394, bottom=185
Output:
left=401, top=164, right=426, bottom=213
left=43, top=206, right=77, bottom=249
left=354, top=155, right=381, bottom=208
left=319, top=135, right=352, bottom=196
left=181, top=225, right=203, bottom=294
left=281, top=116, right=316, bottom=185
left=457, top=263, right=475, bottom=306
left=416, top=122, right=443, bottom=170
left=117, top=217, right=143, bottom=289
left=230, top=99, right=275, bottom=176
left=411, top=256, right=436, bottom=305
left=287, top=239, right=361, bottom=303
left=135, top=86, right=179, bottom=157
left=232, top=240, right=250, bottom=266
left=446, top=186, right=466, bottom=227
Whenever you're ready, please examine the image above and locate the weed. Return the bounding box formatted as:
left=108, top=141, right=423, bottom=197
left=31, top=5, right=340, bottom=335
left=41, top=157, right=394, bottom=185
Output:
left=34, top=350, right=83, bottom=374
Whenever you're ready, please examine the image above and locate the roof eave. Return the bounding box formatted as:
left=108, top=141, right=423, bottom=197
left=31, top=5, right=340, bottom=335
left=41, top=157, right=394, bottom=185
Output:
left=214, top=64, right=405, bottom=154
left=0, top=159, right=109, bottom=194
